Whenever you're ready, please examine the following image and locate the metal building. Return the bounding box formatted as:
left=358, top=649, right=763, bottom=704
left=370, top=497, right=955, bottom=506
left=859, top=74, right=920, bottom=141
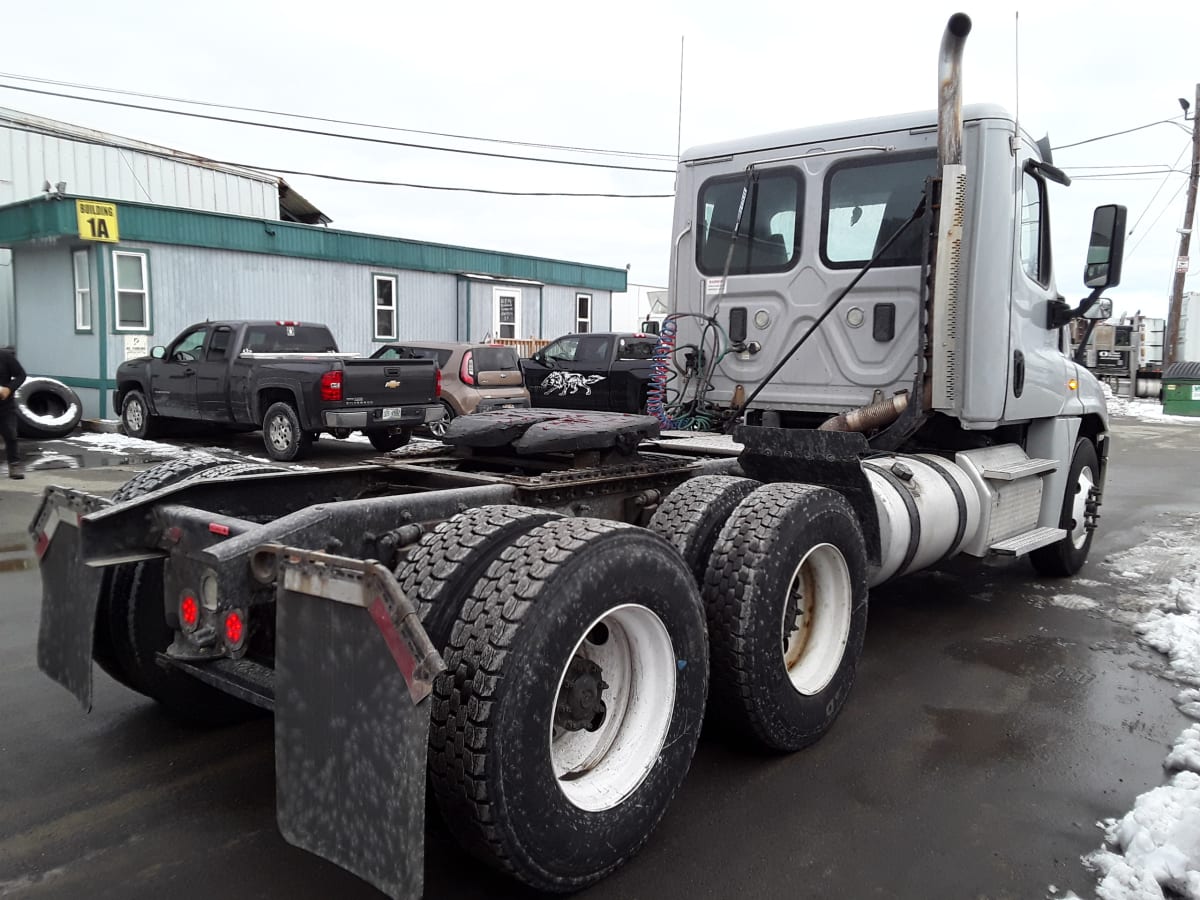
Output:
left=0, top=193, right=623, bottom=418
left=0, top=106, right=328, bottom=345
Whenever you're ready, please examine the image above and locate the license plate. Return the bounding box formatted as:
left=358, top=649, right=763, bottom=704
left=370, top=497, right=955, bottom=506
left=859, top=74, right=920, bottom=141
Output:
left=500, top=403, right=515, bottom=410
left=381, top=407, right=404, bottom=420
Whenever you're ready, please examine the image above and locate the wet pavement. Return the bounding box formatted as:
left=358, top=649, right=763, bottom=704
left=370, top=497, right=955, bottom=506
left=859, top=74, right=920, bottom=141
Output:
left=0, top=419, right=1197, bottom=899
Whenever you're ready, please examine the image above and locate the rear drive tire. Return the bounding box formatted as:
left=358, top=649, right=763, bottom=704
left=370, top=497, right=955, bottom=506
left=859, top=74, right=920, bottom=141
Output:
left=1030, top=438, right=1101, bottom=577
left=120, top=389, right=160, bottom=440
left=366, top=427, right=412, bottom=452
left=262, top=401, right=311, bottom=461
left=430, top=519, right=708, bottom=892
left=98, top=455, right=284, bottom=722
left=703, top=483, right=869, bottom=752
left=647, top=475, right=762, bottom=584
left=395, top=505, right=561, bottom=650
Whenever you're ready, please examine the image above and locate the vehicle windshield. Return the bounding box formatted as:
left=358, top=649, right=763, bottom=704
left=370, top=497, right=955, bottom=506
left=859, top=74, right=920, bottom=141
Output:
left=241, top=325, right=338, bottom=353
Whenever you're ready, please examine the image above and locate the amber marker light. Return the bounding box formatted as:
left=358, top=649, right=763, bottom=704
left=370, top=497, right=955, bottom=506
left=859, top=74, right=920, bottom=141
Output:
left=1068, top=378, right=1079, bottom=391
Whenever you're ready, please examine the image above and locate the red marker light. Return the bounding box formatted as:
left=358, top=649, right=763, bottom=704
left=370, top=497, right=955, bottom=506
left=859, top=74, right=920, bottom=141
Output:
left=275, top=320, right=300, bottom=326
left=180, top=595, right=199, bottom=631
left=209, top=522, right=230, bottom=536
left=224, top=610, right=245, bottom=649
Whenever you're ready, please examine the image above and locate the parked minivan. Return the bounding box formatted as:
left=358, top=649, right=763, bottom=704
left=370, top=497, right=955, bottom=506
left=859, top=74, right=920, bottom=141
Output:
left=370, top=341, right=529, bottom=435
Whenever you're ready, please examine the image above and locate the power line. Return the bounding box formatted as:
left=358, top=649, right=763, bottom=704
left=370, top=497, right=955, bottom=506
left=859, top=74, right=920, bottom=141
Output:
left=1126, top=180, right=1188, bottom=260
left=1052, top=117, right=1189, bottom=151
left=0, top=70, right=678, bottom=162
left=0, top=119, right=675, bottom=199
left=0, top=82, right=677, bottom=175
left=1126, top=141, right=1192, bottom=235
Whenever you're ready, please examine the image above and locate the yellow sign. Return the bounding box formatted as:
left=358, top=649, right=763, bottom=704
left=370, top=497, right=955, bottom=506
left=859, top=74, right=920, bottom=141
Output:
left=76, top=200, right=119, bottom=243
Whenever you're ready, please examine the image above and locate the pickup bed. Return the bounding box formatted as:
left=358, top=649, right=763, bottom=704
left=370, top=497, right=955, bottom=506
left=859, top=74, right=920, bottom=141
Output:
left=114, top=320, right=443, bottom=460
left=520, top=332, right=658, bottom=413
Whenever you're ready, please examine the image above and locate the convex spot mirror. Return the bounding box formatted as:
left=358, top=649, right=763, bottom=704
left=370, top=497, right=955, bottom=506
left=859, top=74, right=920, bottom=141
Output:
left=1082, top=298, right=1113, bottom=321
left=150, top=346, right=166, bottom=359
left=1084, top=204, right=1127, bottom=289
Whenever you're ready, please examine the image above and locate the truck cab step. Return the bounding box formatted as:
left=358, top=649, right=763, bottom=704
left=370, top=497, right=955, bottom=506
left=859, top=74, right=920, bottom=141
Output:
left=989, top=526, right=1067, bottom=556
left=981, top=458, right=1058, bottom=481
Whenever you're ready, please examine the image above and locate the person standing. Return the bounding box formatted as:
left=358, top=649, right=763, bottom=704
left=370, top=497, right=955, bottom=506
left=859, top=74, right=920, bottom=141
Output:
left=0, top=346, right=27, bottom=479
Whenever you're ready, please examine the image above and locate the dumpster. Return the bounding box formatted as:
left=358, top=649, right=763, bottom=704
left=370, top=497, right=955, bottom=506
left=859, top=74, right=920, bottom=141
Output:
left=1162, top=361, right=1200, bottom=417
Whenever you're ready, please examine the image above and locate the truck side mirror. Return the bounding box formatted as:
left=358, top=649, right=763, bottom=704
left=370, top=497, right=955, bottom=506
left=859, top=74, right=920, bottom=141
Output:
left=1083, top=204, right=1127, bottom=289
left=151, top=346, right=166, bottom=359
left=1081, top=297, right=1113, bottom=321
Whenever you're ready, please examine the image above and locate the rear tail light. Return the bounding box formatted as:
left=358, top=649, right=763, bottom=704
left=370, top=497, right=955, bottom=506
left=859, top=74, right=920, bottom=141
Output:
left=224, top=610, right=247, bottom=652
left=435, top=366, right=443, bottom=398
left=180, top=595, right=200, bottom=632
left=320, top=369, right=343, bottom=402
left=459, top=351, right=475, bottom=386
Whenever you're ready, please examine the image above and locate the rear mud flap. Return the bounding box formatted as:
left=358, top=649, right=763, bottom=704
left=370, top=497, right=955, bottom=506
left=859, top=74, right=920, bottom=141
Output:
left=36, top=520, right=104, bottom=711
left=275, top=589, right=431, bottom=900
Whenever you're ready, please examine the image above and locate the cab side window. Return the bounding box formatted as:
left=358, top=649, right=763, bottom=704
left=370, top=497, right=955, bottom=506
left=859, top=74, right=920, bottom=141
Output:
left=171, top=327, right=208, bottom=362
left=1021, top=170, right=1050, bottom=286
left=207, top=328, right=232, bottom=361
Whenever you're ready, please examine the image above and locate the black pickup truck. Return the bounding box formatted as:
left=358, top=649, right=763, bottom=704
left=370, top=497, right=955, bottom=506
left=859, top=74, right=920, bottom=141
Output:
left=521, top=332, right=658, bottom=413
left=114, top=320, right=443, bottom=460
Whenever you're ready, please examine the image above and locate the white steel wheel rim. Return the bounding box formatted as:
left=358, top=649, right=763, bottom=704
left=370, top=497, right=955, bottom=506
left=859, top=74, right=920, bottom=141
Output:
left=780, top=543, right=853, bottom=695
left=1070, top=465, right=1096, bottom=550
left=268, top=415, right=292, bottom=452
left=549, top=604, right=676, bottom=813
left=125, top=399, right=144, bottom=432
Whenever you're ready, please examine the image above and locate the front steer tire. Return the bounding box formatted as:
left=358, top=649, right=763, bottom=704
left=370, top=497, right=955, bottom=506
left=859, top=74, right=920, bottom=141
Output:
left=119, top=389, right=160, bottom=440
left=703, top=483, right=869, bottom=753
left=1030, top=437, right=1101, bottom=577
left=430, top=518, right=709, bottom=893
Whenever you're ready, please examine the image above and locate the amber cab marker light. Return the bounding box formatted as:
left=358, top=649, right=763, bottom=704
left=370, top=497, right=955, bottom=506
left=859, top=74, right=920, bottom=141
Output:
left=1068, top=378, right=1079, bottom=391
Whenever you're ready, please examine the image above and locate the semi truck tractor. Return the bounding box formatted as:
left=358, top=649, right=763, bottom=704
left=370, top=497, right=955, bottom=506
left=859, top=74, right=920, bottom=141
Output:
left=29, top=12, right=1122, bottom=899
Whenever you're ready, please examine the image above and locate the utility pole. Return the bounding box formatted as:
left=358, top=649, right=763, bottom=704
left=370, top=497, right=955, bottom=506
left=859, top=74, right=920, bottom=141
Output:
left=1165, top=84, right=1200, bottom=367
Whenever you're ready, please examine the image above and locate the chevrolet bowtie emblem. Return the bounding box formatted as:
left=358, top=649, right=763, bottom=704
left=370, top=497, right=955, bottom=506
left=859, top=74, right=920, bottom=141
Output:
left=384, top=380, right=401, bottom=389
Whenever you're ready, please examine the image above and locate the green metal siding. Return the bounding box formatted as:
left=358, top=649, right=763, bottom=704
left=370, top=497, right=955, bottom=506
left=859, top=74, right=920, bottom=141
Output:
left=0, top=196, right=627, bottom=293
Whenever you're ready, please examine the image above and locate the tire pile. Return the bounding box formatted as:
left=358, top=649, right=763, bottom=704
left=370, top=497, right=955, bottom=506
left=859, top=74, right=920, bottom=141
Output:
left=13, top=377, right=84, bottom=439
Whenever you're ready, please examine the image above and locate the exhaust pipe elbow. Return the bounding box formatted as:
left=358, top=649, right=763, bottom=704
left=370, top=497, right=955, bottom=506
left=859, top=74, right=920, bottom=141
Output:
left=938, top=12, right=972, bottom=169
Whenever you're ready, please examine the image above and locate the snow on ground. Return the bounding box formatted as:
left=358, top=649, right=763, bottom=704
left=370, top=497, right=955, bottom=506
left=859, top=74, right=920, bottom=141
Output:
left=1056, top=514, right=1200, bottom=899
left=63, top=431, right=190, bottom=456
left=1103, top=384, right=1200, bottom=426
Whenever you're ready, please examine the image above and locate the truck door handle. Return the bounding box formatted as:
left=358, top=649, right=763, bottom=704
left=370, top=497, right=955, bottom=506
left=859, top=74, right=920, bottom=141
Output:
left=184, top=367, right=195, bottom=375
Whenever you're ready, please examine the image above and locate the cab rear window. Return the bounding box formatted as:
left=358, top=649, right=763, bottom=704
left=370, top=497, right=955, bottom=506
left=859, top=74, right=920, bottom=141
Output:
left=241, top=325, right=337, bottom=353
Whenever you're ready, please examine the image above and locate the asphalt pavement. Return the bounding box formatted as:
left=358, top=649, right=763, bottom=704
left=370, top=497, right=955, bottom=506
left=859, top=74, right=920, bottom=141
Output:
left=0, top=420, right=1196, bottom=899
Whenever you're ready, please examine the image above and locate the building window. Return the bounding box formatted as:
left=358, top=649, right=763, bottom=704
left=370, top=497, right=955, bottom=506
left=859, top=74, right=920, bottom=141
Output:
left=576, top=293, right=592, bottom=333
left=493, top=287, right=521, bottom=340
left=113, top=250, right=150, bottom=332
left=374, top=274, right=398, bottom=340
left=72, top=249, right=92, bottom=332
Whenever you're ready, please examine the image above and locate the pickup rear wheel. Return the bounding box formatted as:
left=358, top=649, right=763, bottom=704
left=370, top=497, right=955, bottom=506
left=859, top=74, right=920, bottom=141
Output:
left=702, top=483, right=869, bottom=752
left=263, top=401, right=312, bottom=461
left=366, top=427, right=412, bottom=452
left=120, top=389, right=160, bottom=440
left=430, top=519, right=708, bottom=893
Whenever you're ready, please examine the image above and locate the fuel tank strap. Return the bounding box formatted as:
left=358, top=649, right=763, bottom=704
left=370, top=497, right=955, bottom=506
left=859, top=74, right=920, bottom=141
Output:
left=915, top=455, right=969, bottom=562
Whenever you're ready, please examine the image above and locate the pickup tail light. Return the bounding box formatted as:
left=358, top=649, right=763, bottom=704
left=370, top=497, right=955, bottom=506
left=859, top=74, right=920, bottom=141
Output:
left=435, top=366, right=443, bottom=398
left=320, top=370, right=343, bottom=402
left=459, top=351, right=475, bottom=387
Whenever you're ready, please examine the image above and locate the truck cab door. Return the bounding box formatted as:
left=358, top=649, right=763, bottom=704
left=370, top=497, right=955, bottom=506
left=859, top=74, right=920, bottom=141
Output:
left=196, top=326, right=233, bottom=421
left=522, top=335, right=612, bottom=409
left=150, top=326, right=207, bottom=418
left=611, top=336, right=657, bottom=413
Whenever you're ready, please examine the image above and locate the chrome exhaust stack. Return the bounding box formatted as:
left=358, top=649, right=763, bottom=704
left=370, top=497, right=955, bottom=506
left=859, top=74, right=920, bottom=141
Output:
left=937, top=13, right=972, bottom=170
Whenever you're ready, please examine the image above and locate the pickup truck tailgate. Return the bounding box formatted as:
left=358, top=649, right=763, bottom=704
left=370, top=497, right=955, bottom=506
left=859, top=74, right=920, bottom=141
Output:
left=341, top=358, right=438, bottom=407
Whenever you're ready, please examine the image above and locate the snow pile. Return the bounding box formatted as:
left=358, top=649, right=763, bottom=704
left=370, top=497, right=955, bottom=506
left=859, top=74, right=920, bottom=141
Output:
left=64, top=432, right=186, bottom=456
left=1067, top=516, right=1200, bottom=898
left=1102, top=384, right=1200, bottom=426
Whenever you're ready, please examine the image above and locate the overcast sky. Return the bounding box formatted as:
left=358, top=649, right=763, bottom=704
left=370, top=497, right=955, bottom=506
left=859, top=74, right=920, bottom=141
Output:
left=2, top=0, right=1196, bottom=319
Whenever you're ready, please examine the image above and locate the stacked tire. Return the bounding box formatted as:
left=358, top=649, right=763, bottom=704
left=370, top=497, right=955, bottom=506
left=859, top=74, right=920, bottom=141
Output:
left=14, top=377, right=83, bottom=439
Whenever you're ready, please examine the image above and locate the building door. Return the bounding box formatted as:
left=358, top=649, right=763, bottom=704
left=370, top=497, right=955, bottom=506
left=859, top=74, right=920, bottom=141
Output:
left=493, top=287, right=522, bottom=340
